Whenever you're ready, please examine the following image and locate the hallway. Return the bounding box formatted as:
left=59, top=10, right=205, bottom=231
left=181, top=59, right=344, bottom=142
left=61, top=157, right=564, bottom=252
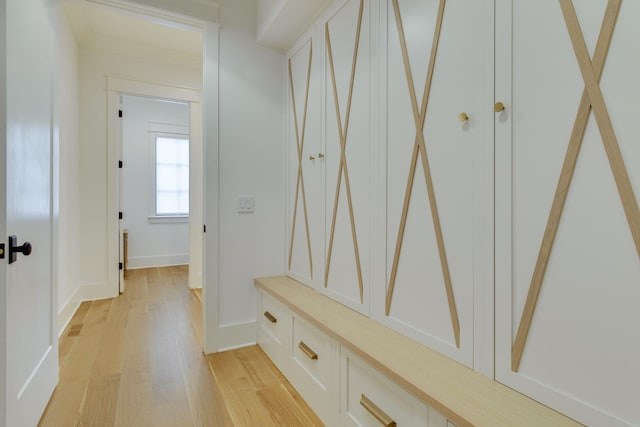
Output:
left=38, top=266, right=322, bottom=426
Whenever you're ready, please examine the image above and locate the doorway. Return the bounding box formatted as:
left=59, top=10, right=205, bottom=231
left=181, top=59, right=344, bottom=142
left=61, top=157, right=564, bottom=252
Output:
left=65, top=0, right=220, bottom=354
left=106, top=78, right=204, bottom=297
left=119, top=95, right=191, bottom=290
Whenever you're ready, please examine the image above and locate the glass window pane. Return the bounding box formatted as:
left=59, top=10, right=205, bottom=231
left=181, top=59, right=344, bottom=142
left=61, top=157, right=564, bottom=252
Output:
left=157, top=192, right=177, bottom=215
left=157, top=165, right=179, bottom=191
left=177, top=192, right=189, bottom=214
left=178, top=165, right=189, bottom=191
left=176, top=139, right=189, bottom=165
left=155, top=135, right=190, bottom=215
left=156, top=137, right=176, bottom=164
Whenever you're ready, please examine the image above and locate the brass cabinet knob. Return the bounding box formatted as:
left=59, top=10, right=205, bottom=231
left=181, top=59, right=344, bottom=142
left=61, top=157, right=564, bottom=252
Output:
left=494, top=101, right=505, bottom=112
left=309, top=155, right=315, bottom=161
left=318, top=152, right=325, bottom=159
left=458, top=112, right=469, bottom=122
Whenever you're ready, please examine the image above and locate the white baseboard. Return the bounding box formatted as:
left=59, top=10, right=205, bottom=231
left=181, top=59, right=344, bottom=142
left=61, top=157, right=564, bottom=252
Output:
left=127, top=254, right=189, bottom=269
left=217, top=321, right=257, bottom=352
left=58, top=282, right=118, bottom=337
left=189, top=269, right=202, bottom=289
left=58, top=286, right=83, bottom=337
left=82, top=282, right=118, bottom=301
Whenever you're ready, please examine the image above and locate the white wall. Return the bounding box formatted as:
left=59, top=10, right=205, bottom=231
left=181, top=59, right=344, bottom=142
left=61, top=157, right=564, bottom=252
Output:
left=121, top=95, right=190, bottom=269
left=215, top=0, right=285, bottom=346
left=56, top=8, right=82, bottom=334
left=78, top=48, right=201, bottom=298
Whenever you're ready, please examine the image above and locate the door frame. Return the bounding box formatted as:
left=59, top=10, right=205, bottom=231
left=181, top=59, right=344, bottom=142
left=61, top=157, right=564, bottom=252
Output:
left=107, top=77, right=201, bottom=293
left=102, top=4, right=221, bottom=354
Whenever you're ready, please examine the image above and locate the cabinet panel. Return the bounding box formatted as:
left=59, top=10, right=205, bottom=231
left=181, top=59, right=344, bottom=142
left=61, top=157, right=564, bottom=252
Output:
left=322, top=0, right=372, bottom=314
left=495, top=1, right=640, bottom=426
left=287, top=33, right=323, bottom=287
left=381, top=0, right=485, bottom=367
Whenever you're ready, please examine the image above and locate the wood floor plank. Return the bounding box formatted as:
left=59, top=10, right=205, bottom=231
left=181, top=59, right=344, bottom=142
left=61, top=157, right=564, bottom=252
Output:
left=38, top=379, right=86, bottom=427
left=257, top=383, right=323, bottom=427
left=41, top=266, right=320, bottom=427
left=79, top=373, right=121, bottom=427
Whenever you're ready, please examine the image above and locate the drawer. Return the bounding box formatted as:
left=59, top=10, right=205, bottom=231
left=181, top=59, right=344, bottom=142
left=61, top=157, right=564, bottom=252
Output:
left=341, top=348, right=448, bottom=427
left=257, top=290, right=290, bottom=367
left=289, top=314, right=338, bottom=425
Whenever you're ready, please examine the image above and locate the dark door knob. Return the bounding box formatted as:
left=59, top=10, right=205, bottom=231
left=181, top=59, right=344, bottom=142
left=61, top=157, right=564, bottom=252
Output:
left=8, top=235, right=32, bottom=264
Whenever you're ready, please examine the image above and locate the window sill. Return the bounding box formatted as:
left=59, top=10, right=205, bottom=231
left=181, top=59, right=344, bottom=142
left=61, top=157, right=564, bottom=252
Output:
left=147, top=215, right=189, bottom=224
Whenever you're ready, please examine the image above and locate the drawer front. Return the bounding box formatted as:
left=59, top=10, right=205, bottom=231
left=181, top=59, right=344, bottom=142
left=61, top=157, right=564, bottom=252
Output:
left=257, top=291, right=290, bottom=367
left=259, top=291, right=288, bottom=344
left=289, top=314, right=338, bottom=425
left=341, top=348, right=448, bottom=427
left=292, top=315, right=333, bottom=390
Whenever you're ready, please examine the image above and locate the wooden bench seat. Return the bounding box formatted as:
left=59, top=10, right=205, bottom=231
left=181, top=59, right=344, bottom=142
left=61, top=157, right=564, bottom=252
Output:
left=255, top=275, right=581, bottom=427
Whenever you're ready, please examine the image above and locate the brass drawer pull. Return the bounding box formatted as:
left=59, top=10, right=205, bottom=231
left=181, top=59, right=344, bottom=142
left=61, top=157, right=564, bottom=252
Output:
left=263, top=311, right=277, bottom=323
left=360, top=394, right=396, bottom=427
left=298, top=341, right=318, bottom=360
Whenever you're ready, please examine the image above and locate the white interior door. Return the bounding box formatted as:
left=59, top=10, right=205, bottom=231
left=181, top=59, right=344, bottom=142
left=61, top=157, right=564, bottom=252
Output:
left=1, top=0, right=58, bottom=425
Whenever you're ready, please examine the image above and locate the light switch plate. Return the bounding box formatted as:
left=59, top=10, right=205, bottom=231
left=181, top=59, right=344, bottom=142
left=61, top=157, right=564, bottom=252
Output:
left=238, top=196, right=254, bottom=213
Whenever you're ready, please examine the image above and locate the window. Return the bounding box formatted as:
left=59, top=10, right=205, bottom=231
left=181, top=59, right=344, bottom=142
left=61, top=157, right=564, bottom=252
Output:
left=155, top=136, right=189, bottom=216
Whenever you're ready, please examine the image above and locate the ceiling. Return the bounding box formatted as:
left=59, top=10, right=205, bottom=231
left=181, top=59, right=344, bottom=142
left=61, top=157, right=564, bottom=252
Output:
left=63, top=0, right=203, bottom=59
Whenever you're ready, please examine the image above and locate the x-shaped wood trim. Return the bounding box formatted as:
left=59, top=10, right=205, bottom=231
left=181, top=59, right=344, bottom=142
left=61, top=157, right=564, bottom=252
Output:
left=288, top=43, right=314, bottom=278
left=384, top=0, right=461, bottom=348
left=324, top=0, right=365, bottom=303
left=512, top=0, right=640, bottom=371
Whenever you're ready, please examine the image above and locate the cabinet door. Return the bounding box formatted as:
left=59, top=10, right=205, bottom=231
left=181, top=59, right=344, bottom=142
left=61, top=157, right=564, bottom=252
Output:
left=496, top=1, right=640, bottom=425
left=286, top=33, right=323, bottom=287
left=379, top=0, right=491, bottom=367
left=321, top=0, right=373, bottom=314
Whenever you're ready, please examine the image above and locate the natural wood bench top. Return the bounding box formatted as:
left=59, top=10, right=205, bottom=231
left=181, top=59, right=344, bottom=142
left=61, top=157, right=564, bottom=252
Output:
left=254, top=276, right=582, bottom=427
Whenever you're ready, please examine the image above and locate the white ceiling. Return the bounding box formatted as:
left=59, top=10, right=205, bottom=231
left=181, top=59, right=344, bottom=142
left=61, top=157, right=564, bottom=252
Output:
left=63, top=0, right=203, bottom=58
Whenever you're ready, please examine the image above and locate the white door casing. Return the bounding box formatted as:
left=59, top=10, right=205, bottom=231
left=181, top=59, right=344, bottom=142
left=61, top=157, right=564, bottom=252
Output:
left=1, top=0, right=59, bottom=425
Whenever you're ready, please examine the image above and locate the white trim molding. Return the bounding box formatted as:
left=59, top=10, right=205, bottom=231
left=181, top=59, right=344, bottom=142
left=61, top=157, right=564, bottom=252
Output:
left=217, top=321, right=257, bottom=352
left=107, top=75, right=200, bottom=103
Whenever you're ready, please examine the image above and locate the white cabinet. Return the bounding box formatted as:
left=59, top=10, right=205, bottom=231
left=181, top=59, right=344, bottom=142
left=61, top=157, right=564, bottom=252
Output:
left=495, top=1, right=640, bottom=426
left=286, top=0, right=375, bottom=316
left=286, top=31, right=324, bottom=288
left=286, top=0, right=493, bottom=343
left=376, top=0, right=493, bottom=368
left=321, top=0, right=373, bottom=315
left=283, top=0, right=639, bottom=424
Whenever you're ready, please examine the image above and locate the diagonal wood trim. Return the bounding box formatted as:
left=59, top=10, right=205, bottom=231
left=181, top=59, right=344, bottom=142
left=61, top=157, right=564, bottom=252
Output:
left=324, top=0, right=366, bottom=303
left=560, top=0, right=640, bottom=256
left=385, top=0, right=460, bottom=348
left=324, top=24, right=342, bottom=291
left=288, top=59, right=303, bottom=271
left=287, top=43, right=315, bottom=278
left=512, top=0, right=625, bottom=371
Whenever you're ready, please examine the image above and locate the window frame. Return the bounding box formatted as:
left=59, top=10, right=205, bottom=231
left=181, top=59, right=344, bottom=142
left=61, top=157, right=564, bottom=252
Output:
left=150, top=130, right=190, bottom=219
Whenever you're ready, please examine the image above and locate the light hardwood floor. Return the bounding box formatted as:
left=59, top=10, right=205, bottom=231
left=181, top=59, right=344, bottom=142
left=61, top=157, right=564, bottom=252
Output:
left=39, top=266, right=323, bottom=427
